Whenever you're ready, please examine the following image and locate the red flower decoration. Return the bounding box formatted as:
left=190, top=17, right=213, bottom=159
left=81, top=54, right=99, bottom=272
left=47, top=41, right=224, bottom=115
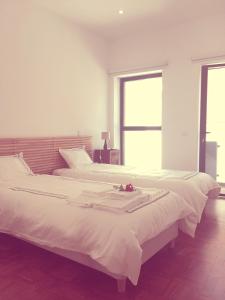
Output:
left=125, top=184, right=134, bottom=192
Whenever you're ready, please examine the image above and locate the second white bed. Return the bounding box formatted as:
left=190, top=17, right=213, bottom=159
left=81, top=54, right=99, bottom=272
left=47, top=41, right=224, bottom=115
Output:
left=53, top=163, right=220, bottom=224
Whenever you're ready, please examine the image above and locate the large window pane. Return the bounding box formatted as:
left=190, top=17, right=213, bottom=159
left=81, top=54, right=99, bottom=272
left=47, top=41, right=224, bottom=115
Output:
left=124, top=131, right=162, bottom=169
left=124, top=77, right=162, bottom=126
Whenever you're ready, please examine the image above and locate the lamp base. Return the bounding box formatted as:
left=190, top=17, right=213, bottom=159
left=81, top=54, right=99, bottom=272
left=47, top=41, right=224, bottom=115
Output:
left=103, top=139, right=107, bottom=150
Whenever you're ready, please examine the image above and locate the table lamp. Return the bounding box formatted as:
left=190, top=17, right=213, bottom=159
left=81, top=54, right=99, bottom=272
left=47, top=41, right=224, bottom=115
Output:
left=101, top=131, right=110, bottom=150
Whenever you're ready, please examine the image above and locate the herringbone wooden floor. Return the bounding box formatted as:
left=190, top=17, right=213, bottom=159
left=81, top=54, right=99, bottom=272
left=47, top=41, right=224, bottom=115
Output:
left=0, top=199, right=225, bottom=300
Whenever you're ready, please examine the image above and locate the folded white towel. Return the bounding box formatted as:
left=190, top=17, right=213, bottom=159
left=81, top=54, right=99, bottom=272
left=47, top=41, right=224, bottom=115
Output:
left=82, top=189, right=112, bottom=198
left=94, top=194, right=149, bottom=211
left=72, top=189, right=169, bottom=213
left=106, top=189, right=142, bottom=200
left=72, top=193, right=148, bottom=212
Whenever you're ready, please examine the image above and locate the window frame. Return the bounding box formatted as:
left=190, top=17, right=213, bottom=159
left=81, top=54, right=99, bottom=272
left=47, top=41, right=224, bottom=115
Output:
left=199, top=63, right=225, bottom=172
left=120, top=72, right=162, bottom=165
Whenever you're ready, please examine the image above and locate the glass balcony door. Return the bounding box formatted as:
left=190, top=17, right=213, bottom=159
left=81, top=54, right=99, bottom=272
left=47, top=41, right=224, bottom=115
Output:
left=120, top=73, right=162, bottom=168
left=200, top=64, right=225, bottom=184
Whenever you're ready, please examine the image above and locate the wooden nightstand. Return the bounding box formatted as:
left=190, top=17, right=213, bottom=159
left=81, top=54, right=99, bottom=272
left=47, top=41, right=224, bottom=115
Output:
left=93, top=149, right=120, bottom=165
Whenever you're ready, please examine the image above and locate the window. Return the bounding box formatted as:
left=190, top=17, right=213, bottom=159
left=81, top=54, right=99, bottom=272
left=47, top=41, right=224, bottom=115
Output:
left=200, top=63, right=225, bottom=184
left=120, top=73, right=162, bottom=168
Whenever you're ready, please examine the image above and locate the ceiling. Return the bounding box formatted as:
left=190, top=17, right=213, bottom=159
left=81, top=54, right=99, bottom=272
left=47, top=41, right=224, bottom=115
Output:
left=33, top=0, right=225, bottom=40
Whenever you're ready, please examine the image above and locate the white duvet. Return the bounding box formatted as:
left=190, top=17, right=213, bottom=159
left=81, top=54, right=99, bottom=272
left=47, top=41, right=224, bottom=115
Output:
left=53, top=164, right=220, bottom=222
left=0, top=175, right=195, bottom=285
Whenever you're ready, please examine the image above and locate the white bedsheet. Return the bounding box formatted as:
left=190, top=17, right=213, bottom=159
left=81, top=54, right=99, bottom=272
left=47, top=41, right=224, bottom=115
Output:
left=53, top=165, right=220, bottom=222
left=0, top=175, right=194, bottom=285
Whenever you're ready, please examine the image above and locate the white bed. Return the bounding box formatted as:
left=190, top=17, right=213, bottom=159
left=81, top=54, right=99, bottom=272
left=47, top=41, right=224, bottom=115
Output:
left=53, top=163, right=220, bottom=223
left=0, top=173, right=195, bottom=292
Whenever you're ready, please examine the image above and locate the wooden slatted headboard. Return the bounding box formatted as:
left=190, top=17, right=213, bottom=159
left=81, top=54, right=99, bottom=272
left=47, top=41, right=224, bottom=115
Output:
left=0, top=136, right=92, bottom=174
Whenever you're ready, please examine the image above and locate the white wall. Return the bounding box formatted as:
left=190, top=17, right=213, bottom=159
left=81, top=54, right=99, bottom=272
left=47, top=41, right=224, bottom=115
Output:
left=0, top=0, right=108, bottom=147
left=109, top=14, right=225, bottom=170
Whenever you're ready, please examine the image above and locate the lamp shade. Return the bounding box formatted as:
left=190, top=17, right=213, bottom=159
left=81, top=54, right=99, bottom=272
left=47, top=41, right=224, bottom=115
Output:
left=101, top=131, right=110, bottom=140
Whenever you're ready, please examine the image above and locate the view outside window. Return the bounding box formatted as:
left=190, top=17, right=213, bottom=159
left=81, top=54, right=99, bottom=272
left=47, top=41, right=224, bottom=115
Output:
left=206, top=67, right=225, bottom=183
left=124, top=78, right=162, bottom=126
left=124, top=131, right=162, bottom=168
left=121, top=74, right=162, bottom=169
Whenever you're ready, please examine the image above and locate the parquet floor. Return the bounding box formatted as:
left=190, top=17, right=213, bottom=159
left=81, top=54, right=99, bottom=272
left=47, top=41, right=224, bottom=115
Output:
left=0, top=199, right=225, bottom=300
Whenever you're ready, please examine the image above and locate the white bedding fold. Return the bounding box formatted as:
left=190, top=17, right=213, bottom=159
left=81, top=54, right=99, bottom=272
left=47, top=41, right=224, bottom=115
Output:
left=10, top=186, right=68, bottom=199
left=93, top=168, right=199, bottom=180
left=9, top=180, right=169, bottom=213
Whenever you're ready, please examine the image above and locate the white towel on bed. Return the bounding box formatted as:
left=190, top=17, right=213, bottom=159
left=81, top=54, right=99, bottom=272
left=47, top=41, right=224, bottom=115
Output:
left=73, top=189, right=169, bottom=213
left=106, top=189, right=142, bottom=200
left=82, top=189, right=141, bottom=200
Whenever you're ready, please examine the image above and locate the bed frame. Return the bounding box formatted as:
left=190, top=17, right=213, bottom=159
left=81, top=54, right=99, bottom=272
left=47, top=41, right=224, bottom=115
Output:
left=20, top=222, right=178, bottom=292
left=0, top=136, right=178, bottom=292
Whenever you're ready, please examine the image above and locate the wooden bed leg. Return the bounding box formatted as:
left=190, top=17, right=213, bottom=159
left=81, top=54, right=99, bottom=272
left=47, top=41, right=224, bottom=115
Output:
left=117, top=278, right=126, bottom=293
left=169, top=240, right=175, bottom=249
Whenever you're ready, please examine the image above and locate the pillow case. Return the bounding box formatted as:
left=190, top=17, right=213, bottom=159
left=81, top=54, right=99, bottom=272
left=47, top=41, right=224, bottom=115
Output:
left=59, top=148, right=92, bottom=168
left=0, top=153, right=33, bottom=180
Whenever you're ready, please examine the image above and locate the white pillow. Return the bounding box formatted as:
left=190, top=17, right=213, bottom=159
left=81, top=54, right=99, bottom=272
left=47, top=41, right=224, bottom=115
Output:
left=59, top=148, right=92, bottom=168
left=0, top=153, right=33, bottom=180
